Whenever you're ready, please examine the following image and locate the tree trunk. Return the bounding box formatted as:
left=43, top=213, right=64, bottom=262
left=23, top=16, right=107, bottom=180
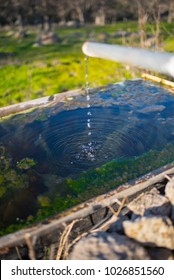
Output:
left=154, top=11, right=160, bottom=50
left=42, top=15, right=52, bottom=32
left=16, top=13, right=25, bottom=37
left=167, top=2, right=174, bottom=23
left=76, top=6, right=85, bottom=24
left=137, top=4, right=148, bottom=48
left=95, top=8, right=105, bottom=26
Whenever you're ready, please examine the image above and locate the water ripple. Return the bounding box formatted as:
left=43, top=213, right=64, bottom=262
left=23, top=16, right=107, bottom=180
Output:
left=38, top=107, right=152, bottom=174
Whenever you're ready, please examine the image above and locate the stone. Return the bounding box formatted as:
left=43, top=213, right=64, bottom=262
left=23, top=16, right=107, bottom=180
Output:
left=165, top=177, right=174, bottom=204
left=165, top=177, right=174, bottom=222
left=107, top=215, right=129, bottom=234
left=39, top=32, right=61, bottom=45
left=138, top=105, right=165, bottom=114
left=66, top=21, right=80, bottom=27
left=127, top=188, right=171, bottom=217
left=69, top=231, right=150, bottom=260
left=32, top=42, right=41, bottom=48
left=13, top=31, right=27, bottom=39
left=123, top=216, right=174, bottom=250
left=97, top=32, right=109, bottom=42
left=146, top=247, right=174, bottom=260
left=113, top=31, right=130, bottom=38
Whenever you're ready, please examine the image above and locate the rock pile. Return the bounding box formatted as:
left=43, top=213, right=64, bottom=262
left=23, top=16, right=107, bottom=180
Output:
left=69, top=178, right=174, bottom=260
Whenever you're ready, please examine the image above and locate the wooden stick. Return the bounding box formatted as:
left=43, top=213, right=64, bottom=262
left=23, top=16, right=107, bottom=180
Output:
left=56, top=220, right=79, bottom=260
left=110, top=197, right=127, bottom=217
left=15, top=246, right=22, bottom=260
left=0, top=163, right=174, bottom=250
left=25, top=233, right=36, bottom=260
left=142, top=73, right=174, bottom=88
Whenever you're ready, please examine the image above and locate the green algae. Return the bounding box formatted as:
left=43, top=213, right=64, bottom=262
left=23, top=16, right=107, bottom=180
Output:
left=17, top=158, right=37, bottom=170
left=0, top=146, right=29, bottom=200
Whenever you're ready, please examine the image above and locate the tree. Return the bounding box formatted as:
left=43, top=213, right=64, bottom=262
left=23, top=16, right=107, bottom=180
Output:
left=134, top=0, right=149, bottom=47
left=0, top=0, right=173, bottom=31
left=167, top=0, right=174, bottom=23
left=148, top=0, right=168, bottom=49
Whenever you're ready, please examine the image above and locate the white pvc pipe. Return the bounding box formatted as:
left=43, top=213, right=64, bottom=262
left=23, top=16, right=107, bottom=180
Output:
left=82, top=42, right=174, bottom=77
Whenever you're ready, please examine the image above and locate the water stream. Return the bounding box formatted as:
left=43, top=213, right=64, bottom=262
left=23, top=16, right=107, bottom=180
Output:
left=84, top=55, right=94, bottom=161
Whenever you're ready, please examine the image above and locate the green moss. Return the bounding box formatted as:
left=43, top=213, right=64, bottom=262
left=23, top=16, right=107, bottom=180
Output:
left=17, top=158, right=37, bottom=170
left=0, top=174, right=4, bottom=184
left=34, top=112, right=48, bottom=121
left=0, top=186, right=6, bottom=198
left=38, top=196, right=50, bottom=208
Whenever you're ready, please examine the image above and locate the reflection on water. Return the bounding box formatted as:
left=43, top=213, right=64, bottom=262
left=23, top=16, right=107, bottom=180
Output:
left=0, top=79, right=174, bottom=233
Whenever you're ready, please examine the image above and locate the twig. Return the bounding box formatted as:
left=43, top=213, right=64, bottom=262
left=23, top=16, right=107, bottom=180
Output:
left=56, top=219, right=79, bottom=260
left=56, top=225, right=68, bottom=260
left=107, top=198, right=125, bottom=217
left=92, top=197, right=127, bottom=232
left=25, top=233, right=36, bottom=260
left=67, top=196, right=128, bottom=256
left=15, top=246, right=22, bottom=260
left=113, top=196, right=127, bottom=217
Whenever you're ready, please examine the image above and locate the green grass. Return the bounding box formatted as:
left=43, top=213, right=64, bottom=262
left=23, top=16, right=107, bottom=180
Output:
left=0, top=22, right=174, bottom=107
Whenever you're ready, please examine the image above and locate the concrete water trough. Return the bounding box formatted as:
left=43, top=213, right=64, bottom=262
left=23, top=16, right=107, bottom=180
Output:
left=0, top=43, right=174, bottom=260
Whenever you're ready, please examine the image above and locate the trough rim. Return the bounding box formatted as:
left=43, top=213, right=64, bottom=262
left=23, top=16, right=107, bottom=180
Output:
left=0, top=162, right=173, bottom=250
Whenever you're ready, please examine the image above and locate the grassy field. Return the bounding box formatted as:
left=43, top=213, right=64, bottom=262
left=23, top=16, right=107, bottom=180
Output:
left=0, top=21, right=174, bottom=108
